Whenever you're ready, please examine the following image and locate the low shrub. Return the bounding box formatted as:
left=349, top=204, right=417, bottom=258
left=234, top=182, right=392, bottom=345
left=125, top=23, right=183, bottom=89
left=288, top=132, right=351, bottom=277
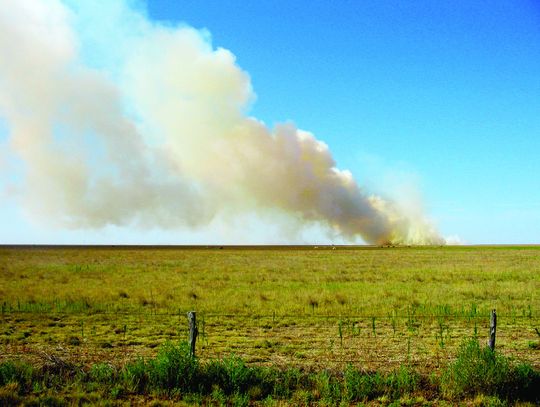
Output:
left=147, top=341, right=198, bottom=392
left=442, top=338, right=540, bottom=402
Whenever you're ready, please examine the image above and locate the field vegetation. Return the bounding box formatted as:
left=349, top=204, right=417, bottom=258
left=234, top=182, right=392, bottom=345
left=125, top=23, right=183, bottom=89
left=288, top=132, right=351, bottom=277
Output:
left=1, top=245, right=539, bottom=404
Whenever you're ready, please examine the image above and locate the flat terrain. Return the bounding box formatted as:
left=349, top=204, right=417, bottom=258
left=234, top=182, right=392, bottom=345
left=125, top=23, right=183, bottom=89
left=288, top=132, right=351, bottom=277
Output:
left=1, top=245, right=539, bottom=371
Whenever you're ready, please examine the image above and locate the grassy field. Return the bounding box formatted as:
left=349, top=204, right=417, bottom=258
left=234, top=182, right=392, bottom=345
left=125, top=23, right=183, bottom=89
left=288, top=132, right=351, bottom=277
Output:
left=1, top=245, right=540, bottom=404
left=1, top=245, right=539, bottom=366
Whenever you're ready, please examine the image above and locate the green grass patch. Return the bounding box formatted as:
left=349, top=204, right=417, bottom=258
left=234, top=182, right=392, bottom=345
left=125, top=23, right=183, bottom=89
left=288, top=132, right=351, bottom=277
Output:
left=442, top=338, right=540, bottom=401
left=0, top=339, right=538, bottom=404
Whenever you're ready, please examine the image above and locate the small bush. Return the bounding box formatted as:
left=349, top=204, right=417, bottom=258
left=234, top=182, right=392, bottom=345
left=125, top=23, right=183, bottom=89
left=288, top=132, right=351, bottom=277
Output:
left=442, top=339, right=510, bottom=398
left=442, top=338, right=540, bottom=402
left=147, top=341, right=198, bottom=392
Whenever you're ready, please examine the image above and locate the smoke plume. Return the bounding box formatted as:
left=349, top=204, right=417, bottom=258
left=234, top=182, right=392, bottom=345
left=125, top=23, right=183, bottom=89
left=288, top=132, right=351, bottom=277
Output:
left=0, top=0, right=443, bottom=245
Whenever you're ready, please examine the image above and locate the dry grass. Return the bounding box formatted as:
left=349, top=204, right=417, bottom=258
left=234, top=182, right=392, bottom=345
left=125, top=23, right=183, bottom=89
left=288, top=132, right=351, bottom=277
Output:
left=1, top=245, right=539, bottom=371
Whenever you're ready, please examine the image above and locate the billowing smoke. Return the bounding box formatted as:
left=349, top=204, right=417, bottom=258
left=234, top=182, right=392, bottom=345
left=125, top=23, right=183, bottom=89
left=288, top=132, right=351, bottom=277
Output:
left=0, top=0, right=443, bottom=245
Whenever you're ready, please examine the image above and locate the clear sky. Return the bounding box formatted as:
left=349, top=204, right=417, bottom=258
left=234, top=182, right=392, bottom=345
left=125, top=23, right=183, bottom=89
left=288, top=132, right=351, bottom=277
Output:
left=1, top=0, right=540, bottom=244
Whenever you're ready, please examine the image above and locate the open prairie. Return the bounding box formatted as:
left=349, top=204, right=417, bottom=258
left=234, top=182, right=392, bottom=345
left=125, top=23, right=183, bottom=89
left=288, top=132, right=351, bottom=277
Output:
left=1, top=245, right=539, bottom=373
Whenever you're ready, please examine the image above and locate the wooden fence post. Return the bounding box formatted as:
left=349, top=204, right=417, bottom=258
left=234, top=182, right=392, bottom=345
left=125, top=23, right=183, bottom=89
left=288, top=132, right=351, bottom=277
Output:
left=187, top=311, right=198, bottom=357
left=488, top=309, right=497, bottom=351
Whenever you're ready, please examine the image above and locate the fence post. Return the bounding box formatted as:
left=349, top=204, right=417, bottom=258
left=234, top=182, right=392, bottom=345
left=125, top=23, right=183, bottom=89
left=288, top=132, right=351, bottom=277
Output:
left=187, top=311, right=198, bottom=357
left=488, top=309, right=496, bottom=351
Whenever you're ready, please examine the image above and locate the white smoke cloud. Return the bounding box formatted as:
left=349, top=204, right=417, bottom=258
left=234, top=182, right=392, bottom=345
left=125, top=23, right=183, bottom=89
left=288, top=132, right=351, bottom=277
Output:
left=0, top=0, right=213, bottom=229
left=0, top=0, right=444, bottom=245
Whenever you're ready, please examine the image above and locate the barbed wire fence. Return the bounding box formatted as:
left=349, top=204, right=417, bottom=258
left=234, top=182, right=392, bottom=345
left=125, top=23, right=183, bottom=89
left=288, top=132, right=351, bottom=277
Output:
left=1, top=308, right=540, bottom=371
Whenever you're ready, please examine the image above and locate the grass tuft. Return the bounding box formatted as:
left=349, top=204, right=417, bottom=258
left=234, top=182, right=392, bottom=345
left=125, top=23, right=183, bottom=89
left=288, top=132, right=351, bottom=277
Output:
left=148, top=341, right=198, bottom=392
left=0, top=360, right=33, bottom=392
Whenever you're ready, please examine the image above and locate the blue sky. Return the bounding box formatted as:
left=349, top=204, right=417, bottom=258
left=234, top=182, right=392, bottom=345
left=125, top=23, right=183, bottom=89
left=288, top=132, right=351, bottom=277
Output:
left=1, top=0, right=540, bottom=244
left=147, top=0, right=540, bottom=244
